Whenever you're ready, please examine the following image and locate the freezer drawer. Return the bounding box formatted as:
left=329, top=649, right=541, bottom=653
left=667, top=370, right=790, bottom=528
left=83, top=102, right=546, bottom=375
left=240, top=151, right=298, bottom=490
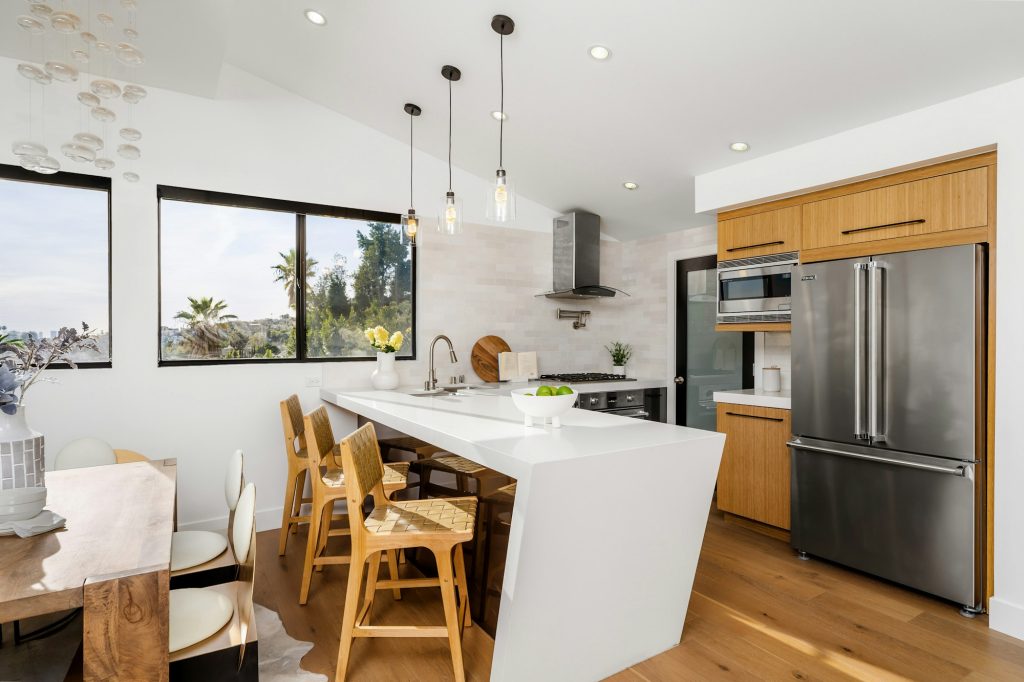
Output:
left=790, top=437, right=981, bottom=608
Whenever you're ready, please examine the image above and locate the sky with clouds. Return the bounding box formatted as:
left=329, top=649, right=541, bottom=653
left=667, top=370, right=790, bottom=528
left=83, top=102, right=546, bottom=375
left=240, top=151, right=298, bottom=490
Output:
left=0, top=179, right=108, bottom=335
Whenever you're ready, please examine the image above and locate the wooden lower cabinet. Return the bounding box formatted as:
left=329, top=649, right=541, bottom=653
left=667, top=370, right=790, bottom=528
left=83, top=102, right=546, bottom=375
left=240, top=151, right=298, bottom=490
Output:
left=715, top=402, right=792, bottom=530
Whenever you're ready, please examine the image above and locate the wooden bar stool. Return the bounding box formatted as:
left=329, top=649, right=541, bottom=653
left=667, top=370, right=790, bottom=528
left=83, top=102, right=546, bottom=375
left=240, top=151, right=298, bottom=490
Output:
left=335, top=422, right=476, bottom=682
left=378, top=435, right=443, bottom=462
left=474, top=482, right=516, bottom=634
left=278, top=394, right=313, bottom=556
left=298, top=407, right=409, bottom=605
left=414, top=453, right=511, bottom=499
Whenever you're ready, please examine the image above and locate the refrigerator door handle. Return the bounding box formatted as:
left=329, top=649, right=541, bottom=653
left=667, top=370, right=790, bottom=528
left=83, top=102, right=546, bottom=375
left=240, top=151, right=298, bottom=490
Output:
left=787, top=441, right=969, bottom=477
left=854, top=263, right=869, bottom=439
left=867, top=261, right=885, bottom=441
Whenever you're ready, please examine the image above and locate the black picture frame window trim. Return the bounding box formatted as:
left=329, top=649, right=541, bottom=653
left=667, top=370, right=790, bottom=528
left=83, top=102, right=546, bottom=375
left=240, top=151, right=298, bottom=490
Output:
left=0, top=164, right=113, bottom=370
left=156, top=185, right=417, bottom=367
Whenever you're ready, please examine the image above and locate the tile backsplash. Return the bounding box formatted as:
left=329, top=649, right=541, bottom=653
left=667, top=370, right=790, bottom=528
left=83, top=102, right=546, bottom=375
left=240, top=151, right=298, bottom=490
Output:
left=753, top=332, right=792, bottom=390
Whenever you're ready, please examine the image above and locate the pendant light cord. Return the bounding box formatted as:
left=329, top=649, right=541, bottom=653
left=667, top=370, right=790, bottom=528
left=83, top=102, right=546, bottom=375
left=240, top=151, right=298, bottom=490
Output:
left=499, top=33, right=504, bottom=169
left=448, top=77, right=453, bottom=192
left=405, top=111, right=409, bottom=205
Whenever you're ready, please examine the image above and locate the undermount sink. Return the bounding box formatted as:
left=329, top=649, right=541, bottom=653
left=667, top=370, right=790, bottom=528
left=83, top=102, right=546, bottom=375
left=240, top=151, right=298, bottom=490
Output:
left=405, top=388, right=446, bottom=397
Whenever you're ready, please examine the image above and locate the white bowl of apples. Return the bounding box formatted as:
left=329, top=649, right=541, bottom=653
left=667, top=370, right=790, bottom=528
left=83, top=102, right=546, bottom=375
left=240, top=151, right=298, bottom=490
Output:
left=509, top=385, right=578, bottom=428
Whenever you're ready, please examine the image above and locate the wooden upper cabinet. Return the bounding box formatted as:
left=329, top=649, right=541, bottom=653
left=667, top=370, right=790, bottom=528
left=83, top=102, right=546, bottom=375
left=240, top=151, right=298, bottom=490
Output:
left=801, top=166, right=989, bottom=251
left=717, top=205, right=801, bottom=261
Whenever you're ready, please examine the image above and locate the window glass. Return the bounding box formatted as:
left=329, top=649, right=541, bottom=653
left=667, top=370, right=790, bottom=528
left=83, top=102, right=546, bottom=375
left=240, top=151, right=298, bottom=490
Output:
left=305, top=217, right=413, bottom=358
left=160, top=200, right=296, bottom=361
left=0, top=173, right=110, bottom=363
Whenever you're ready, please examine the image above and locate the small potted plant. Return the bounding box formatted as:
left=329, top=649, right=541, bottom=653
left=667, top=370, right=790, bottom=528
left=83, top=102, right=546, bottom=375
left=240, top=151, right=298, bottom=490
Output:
left=605, top=341, right=633, bottom=376
left=364, top=326, right=405, bottom=390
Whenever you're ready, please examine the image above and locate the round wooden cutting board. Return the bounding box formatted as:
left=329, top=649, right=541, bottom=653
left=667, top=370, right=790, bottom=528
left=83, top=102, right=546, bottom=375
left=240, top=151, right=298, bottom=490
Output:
left=471, top=335, right=511, bottom=383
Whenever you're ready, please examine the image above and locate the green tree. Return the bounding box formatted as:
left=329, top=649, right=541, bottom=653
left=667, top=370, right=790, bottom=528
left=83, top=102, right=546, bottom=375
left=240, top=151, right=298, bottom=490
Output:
left=351, top=223, right=411, bottom=319
left=272, top=249, right=318, bottom=310
left=174, top=296, right=237, bottom=358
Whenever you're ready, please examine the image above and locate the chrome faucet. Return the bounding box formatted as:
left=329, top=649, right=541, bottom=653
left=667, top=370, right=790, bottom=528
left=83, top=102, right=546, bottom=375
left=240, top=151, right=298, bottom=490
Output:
left=426, top=335, right=458, bottom=391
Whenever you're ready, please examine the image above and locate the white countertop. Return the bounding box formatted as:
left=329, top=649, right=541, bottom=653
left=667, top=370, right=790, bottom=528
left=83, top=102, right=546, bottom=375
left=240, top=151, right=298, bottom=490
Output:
left=319, top=386, right=724, bottom=682
left=712, top=387, right=792, bottom=410
left=320, top=387, right=710, bottom=481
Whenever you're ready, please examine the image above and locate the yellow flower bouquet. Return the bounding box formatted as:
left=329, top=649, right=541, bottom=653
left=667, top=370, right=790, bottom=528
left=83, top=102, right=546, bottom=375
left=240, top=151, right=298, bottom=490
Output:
left=364, top=326, right=405, bottom=353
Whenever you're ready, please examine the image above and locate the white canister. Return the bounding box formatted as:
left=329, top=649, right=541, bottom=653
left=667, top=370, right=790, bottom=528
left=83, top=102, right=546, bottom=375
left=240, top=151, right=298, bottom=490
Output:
left=762, top=366, right=782, bottom=393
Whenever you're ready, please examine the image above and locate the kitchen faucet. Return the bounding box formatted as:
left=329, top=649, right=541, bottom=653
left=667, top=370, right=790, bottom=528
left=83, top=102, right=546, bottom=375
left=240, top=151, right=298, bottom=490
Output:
left=426, top=335, right=458, bottom=391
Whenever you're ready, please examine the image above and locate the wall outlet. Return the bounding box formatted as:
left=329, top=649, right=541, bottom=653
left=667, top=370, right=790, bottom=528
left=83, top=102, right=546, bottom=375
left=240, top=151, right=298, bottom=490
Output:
left=305, top=376, right=322, bottom=388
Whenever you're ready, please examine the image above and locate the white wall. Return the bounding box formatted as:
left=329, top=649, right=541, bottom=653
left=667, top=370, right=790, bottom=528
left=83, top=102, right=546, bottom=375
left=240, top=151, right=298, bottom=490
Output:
left=0, top=59, right=562, bottom=532
left=3, top=59, right=709, bottom=537
left=693, top=75, right=1024, bottom=640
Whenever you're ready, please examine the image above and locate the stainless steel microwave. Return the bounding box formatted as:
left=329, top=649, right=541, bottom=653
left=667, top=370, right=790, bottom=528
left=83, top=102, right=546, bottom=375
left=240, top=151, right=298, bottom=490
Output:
left=717, top=251, right=798, bottom=324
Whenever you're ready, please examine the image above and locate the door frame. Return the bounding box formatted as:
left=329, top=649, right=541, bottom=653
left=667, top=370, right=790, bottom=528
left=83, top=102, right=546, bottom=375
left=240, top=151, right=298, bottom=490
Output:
left=666, top=244, right=754, bottom=426
left=665, top=243, right=715, bottom=425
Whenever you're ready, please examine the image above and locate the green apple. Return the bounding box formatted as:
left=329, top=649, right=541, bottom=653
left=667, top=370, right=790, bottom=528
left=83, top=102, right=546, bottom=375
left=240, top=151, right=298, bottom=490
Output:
left=536, top=385, right=555, bottom=397
left=556, top=386, right=574, bottom=395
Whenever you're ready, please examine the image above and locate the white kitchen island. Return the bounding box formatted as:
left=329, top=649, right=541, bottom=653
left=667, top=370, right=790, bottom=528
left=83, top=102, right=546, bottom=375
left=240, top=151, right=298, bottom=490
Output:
left=320, top=387, right=725, bottom=682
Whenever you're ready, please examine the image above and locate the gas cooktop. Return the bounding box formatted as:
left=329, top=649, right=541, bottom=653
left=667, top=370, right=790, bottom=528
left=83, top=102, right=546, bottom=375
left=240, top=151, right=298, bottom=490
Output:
left=538, top=373, right=637, bottom=383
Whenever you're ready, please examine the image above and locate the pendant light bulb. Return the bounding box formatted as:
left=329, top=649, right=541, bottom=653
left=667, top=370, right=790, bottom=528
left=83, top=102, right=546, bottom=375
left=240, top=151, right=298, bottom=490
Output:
left=438, top=66, right=463, bottom=235
left=402, top=102, right=421, bottom=246
left=487, top=15, right=517, bottom=223
left=403, top=209, right=419, bottom=241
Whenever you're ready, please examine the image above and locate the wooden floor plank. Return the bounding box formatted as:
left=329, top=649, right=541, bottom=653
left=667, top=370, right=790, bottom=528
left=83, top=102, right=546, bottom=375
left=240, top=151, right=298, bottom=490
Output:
left=253, top=507, right=1024, bottom=681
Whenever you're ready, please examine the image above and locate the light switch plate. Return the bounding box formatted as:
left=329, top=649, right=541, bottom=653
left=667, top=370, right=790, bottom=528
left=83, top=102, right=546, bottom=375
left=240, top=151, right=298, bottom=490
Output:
left=305, top=376, right=322, bottom=387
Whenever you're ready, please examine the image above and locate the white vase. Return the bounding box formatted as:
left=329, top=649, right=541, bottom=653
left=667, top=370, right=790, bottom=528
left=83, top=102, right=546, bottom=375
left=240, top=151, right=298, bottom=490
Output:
left=612, top=365, right=626, bottom=376
left=0, top=406, right=46, bottom=494
left=370, top=352, right=400, bottom=390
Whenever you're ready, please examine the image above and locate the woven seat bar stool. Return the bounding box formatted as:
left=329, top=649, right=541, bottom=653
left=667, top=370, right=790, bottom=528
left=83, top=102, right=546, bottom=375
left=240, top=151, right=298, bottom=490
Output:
left=298, top=407, right=409, bottom=605
left=414, top=453, right=511, bottom=500
left=278, top=395, right=316, bottom=556
left=334, top=422, right=476, bottom=682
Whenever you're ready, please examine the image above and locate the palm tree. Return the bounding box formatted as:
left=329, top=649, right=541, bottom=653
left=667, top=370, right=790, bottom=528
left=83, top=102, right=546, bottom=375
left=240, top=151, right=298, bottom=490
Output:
left=272, top=249, right=318, bottom=309
left=174, top=296, right=237, bottom=358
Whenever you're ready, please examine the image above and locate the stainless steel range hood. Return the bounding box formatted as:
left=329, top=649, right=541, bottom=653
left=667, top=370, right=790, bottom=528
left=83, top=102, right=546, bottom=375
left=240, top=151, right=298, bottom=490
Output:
left=540, top=210, right=629, bottom=299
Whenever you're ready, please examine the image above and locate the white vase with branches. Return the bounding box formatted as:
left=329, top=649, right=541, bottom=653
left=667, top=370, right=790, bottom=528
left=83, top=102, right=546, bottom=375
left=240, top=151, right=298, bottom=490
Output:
left=0, top=325, right=99, bottom=500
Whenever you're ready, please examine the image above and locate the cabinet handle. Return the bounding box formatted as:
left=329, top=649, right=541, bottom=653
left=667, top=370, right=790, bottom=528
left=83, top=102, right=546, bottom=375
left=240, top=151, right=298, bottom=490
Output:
left=726, top=240, right=785, bottom=253
left=841, top=218, right=925, bottom=235
left=725, top=411, right=784, bottom=422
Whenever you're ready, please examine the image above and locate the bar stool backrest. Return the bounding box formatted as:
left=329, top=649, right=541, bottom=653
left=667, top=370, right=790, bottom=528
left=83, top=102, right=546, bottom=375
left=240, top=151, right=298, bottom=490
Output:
left=337, top=423, right=386, bottom=534
left=303, top=406, right=336, bottom=474
left=280, top=394, right=306, bottom=459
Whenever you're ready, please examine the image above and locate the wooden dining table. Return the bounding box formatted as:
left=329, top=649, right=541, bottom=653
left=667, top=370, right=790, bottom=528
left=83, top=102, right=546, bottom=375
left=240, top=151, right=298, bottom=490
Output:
left=0, top=459, right=177, bottom=681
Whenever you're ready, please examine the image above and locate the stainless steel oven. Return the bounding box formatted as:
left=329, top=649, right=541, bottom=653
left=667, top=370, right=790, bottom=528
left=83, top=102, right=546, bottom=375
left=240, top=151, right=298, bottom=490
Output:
left=578, top=389, right=666, bottom=421
left=717, top=251, right=797, bottom=324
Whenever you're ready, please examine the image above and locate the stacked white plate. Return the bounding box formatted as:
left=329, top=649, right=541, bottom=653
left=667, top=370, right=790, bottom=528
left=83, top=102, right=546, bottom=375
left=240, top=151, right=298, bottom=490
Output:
left=0, top=486, right=47, bottom=522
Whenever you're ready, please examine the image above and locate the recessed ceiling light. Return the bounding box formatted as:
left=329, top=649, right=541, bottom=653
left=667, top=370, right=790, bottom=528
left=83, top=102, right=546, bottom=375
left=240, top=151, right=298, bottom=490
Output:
left=623, top=182, right=638, bottom=190
left=589, top=45, right=611, bottom=60
left=491, top=111, right=508, bottom=121
left=304, top=9, right=327, bottom=25
left=730, top=142, right=750, bottom=152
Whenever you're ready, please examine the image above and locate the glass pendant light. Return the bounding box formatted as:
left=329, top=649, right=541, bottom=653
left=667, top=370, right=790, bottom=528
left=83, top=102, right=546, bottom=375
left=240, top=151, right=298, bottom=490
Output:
left=486, top=15, right=516, bottom=223
left=402, top=103, right=422, bottom=246
left=438, top=65, right=463, bottom=236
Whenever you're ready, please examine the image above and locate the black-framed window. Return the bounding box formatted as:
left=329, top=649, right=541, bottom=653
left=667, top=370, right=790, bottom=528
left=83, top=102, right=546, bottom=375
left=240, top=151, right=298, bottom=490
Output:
left=157, top=186, right=415, bottom=365
left=0, top=165, right=112, bottom=368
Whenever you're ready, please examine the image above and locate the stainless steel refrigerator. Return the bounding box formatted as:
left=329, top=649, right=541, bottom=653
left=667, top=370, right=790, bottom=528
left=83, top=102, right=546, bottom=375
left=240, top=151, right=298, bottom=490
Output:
left=789, top=244, right=985, bottom=613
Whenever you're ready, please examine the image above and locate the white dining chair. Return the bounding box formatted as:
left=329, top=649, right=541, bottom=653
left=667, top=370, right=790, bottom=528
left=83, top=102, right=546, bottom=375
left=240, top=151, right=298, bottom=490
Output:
left=169, top=482, right=257, bottom=680
left=170, top=450, right=244, bottom=582
left=53, top=437, right=117, bottom=470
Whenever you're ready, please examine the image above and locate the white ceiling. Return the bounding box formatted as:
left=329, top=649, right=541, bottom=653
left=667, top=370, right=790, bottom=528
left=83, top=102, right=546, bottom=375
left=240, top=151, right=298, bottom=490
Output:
left=0, top=0, right=230, bottom=98
left=6, top=1, right=1024, bottom=239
